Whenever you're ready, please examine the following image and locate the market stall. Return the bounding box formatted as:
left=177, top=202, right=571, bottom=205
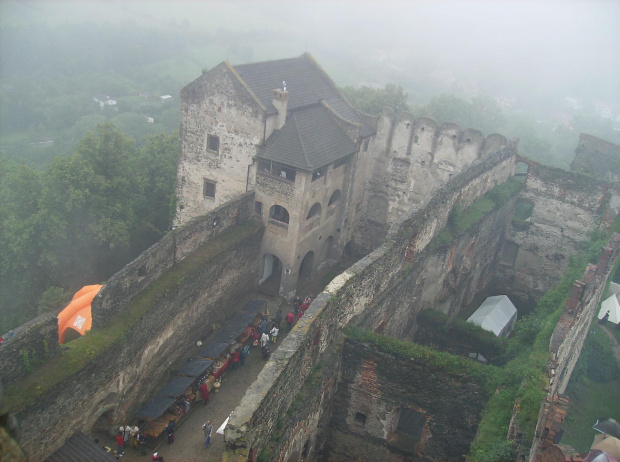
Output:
left=136, top=395, right=177, bottom=444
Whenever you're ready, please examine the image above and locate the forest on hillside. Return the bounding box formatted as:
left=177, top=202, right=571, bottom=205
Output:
left=1, top=1, right=619, bottom=332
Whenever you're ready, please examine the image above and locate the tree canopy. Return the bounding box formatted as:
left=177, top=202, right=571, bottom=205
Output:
left=341, top=83, right=410, bottom=116
left=0, top=123, right=178, bottom=332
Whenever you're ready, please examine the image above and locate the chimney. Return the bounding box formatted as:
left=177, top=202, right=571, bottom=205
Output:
left=272, top=89, right=288, bottom=130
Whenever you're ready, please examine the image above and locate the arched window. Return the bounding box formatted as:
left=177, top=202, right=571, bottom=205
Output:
left=269, top=205, right=289, bottom=224
left=328, top=190, right=341, bottom=207
left=306, top=202, right=321, bottom=221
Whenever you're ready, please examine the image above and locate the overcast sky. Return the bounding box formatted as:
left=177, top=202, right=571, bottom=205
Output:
left=2, top=0, right=619, bottom=104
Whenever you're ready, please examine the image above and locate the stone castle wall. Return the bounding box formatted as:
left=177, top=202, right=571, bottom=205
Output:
left=527, top=234, right=620, bottom=461
left=175, top=63, right=265, bottom=225
left=13, top=194, right=264, bottom=461
left=223, top=145, right=517, bottom=460
left=92, top=192, right=255, bottom=326
left=355, top=109, right=513, bottom=252
left=570, top=133, right=620, bottom=183
left=498, top=159, right=608, bottom=298
left=321, top=339, right=488, bottom=461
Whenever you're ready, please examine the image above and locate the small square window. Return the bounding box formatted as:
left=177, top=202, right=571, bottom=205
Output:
left=207, top=134, right=220, bottom=153
left=355, top=412, right=367, bottom=427
left=204, top=179, right=216, bottom=199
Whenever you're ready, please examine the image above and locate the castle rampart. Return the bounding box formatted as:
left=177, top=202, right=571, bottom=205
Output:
left=223, top=143, right=518, bottom=460
left=10, top=193, right=264, bottom=461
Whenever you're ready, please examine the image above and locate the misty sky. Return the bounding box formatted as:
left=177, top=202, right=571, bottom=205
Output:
left=1, top=0, right=619, bottom=104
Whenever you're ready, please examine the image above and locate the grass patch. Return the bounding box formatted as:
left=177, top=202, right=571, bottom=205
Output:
left=428, top=177, right=523, bottom=251
left=3, top=221, right=262, bottom=412
left=562, top=377, right=620, bottom=453
left=346, top=326, right=500, bottom=394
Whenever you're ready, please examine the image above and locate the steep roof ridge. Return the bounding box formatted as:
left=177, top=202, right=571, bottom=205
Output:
left=321, top=100, right=362, bottom=128
left=293, top=111, right=312, bottom=170
left=303, top=53, right=367, bottom=122
left=224, top=61, right=267, bottom=112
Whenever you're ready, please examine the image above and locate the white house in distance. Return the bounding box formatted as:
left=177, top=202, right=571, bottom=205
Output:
left=467, top=295, right=517, bottom=337
left=93, top=95, right=117, bottom=108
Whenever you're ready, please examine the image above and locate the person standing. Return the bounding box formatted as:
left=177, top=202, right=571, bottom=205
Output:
left=138, top=433, right=147, bottom=456
left=116, top=432, right=124, bottom=457
left=270, top=324, right=279, bottom=343
left=203, top=420, right=213, bottom=449
left=259, top=318, right=267, bottom=337
left=166, top=420, right=175, bottom=444
left=294, top=297, right=301, bottom=318
left=286, top=311, right=295, bottom=331
left=199, top=381, right=209, bottom=405
left=240, top=344, right=248, bottom=365
left=261, top=331, right=270, bottom=348
left=122, top=424, right=130, bottom=447
left=231, top=349, right=240, bottom=368
left=130, top=425, right=139, bottom=449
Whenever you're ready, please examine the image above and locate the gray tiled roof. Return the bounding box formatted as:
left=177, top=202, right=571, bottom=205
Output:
left=258, top=104, right=358, bottom=171
left=45, top=432, right=116, bottom=462
left=233, top=54, right=374, bottom=138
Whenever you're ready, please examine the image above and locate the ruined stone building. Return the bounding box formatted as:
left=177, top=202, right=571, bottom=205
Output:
left=175, top=53, right=513, bottom=297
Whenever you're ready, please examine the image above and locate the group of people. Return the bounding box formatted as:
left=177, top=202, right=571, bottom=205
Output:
left=110, top=294, right=314, bottom=459
left=285, top=295, right=313, bottom=330
left=230, top=344, right=250, bottom=368
left=115, top=424, right=146, bottom=457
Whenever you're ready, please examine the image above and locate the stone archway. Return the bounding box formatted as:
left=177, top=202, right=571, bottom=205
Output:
left=298, top=251, right=315, bottom=284
left=260, top=254, right=283, bottom=295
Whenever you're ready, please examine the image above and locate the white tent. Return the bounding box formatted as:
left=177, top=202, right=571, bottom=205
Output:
left=467, top=295, right=517, bottom=337
left=599, top=295, right=620, bottom=325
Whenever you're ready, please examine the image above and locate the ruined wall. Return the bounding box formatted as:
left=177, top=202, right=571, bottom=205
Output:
left=498, top=160, right=607, bottom=297
left=14, top=197, right=263, bottom=461
left=570, top=133, right=620, bottom=182
left=223, top=145, right=517, bottom=460
left=354, top=109, right=508, bottom=252
left=321, top=339, right=488, bottom=461
left=527, top=234, right=620, bottom=462
left=175, top=63, right=264, bottom=225
left=354, top=201, right=515, bottom=340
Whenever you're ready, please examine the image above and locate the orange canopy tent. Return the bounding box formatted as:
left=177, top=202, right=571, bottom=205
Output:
left=57, top=285, right=102, bottom=344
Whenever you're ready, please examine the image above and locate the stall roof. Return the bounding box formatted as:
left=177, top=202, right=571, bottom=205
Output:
left=198, top=299, right=264, bottom=359
left=158, top=376, right=195, bottom=398
left=178, top=358, right=214, bottom=377
left=45, top=431, right=116, bottom=462
left=136, top=395, right=175, bottom=420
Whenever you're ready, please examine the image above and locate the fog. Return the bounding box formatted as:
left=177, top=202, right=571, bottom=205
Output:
left=2, top=0, right=618, bottom=104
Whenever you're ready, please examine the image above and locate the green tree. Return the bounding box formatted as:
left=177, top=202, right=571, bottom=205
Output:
left=416, top=94, right=505, bottom=135
left=341, top=83, right=410, bottom=116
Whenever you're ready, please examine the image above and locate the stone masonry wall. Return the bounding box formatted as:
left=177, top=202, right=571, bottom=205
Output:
left=527, top=233, right=620, bottom=462
left=0, top=312, right=61, bottom=385
left=354, top=108, right=512, bottom=253
left=223, top=145, right=517, bottom=460
left=92, top=192, right=254, bottom=326
left=14, top=197, right=263, bottom=461
left=570, top=133, right=620, bottom=182
left=175, top=63, right=264, bottom=225
left=498, top=160, right=607, bottom=297
left=354, top=200, right=516, bottom=340
left=321, top=339, right=488, bottom=461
